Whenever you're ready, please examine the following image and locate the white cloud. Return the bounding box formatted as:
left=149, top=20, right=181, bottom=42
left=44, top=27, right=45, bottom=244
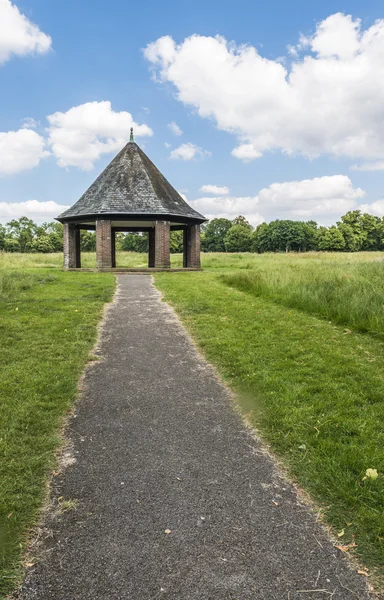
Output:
left=352, top=161, right=384, bottom=171
left=256, top=175, right=365, bottom=221
left=358, top=199, right=384, bottom=217
left=0, top=129, right=49, bottom=175
left=189, top=175, right=365, bottom=226
left=170, top=142, right=210, bottom=160
left=0, top=0, right=52, bottom=65
left=0, top=200, right=69, bottom=223
left=191, top=195, right=263, bottom=227
left=231, top=144, right=262, bottom=162
left=47, top=101, right=153, bottom=170
left=21, top=117, right=38, bottom=129
left=168, top=121, right=183, bottom=136
left=144, top=15, right=384, bottom=162
left=200, top=184, right=229, bottom=195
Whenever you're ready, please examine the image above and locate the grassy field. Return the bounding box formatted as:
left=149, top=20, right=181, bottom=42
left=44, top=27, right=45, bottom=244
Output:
left=153, top=252, right=384, bottom=586
left=1, top=250, right=384, bottom=595
left=0, top=265, right=115, bottom=597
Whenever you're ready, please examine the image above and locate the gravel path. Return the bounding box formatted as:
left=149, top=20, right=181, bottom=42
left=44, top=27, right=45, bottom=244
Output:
left=20, top=275, right=371, bottom=599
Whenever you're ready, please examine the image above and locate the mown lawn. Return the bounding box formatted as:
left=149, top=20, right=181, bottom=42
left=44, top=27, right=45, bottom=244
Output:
left=154, top=265, right=384, bottom=585
left=0, top=268, right=115, bottom=597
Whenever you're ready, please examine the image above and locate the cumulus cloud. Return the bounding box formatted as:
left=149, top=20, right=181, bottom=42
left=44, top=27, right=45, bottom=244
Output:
left=0, top=0, right=52, bottom=65
left=168, top=121, right=183, bottom=136
left=200, top=184, right=229, bottom=195
left=170, top=142, right=210, bottom=160
left=190, top=195, right=263, bottom=227
left=256, top=175, right=365, bottom=221
left=231, top=145, right=262, bottom=161
left=21, top=117, right=38, bottom=129
left=358, top=199, right=384, bottom=217
left=352, top=161, right=384, bottom=171
left=0, top=200, right=70, bottom=223
left=144, top=14, right=384, bottom=162
left=190, top=175, right=365, bottom=226
left=0, top=129, right=49, bottom=175
left=47, top=101, right=153, bottom=170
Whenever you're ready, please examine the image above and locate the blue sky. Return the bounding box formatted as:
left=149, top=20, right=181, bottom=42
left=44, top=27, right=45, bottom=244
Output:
left=1, top=0, right=384, bottom=226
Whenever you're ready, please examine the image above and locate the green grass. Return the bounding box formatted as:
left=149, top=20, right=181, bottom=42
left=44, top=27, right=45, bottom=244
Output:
left=0, top=251, right=184, bottom=270
left=0, top=268, right=115, bottom=597
left=154, top=264, right=384, bottom=583
left=2, top=250, right=384, bottom=593
left=222, top=259, right=384, bottom=338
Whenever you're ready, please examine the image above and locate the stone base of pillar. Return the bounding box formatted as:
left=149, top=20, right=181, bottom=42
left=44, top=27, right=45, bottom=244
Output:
left=96, top=219, right=113, bottom=269
left=154, top=221, right=170, bottom=268
left=183, top=224, right=201, bottom=268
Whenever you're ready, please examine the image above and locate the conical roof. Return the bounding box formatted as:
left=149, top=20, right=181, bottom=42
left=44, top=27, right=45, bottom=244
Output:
left=57, top=142, right=206, bottom=223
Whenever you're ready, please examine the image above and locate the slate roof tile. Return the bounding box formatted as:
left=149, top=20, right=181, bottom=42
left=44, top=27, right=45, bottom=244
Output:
left=57, top=142, right=206, bottom=222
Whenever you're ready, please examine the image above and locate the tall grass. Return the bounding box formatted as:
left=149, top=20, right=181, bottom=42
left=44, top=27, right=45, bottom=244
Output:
left=222, top=259, right=384, bottom=337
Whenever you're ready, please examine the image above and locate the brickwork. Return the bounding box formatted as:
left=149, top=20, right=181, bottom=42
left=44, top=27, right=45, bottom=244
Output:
left=148, top=229, right=156, bottom=267
left=183, top=224, right=201, bottom=268
left=63, top=223, right=78, bottom=269
left=154, top=221, right=170, bottom=268
left=96, top=219, right=113, bottom=269
left=75, top=229, right=81, bottom=268
left=111, top=231, right=116, bottom=268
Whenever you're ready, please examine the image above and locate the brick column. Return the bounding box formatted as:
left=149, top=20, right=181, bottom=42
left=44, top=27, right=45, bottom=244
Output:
left=63, top=222, right=77, bottom=269
left=154, top=221, right=170, bottom=268
left=75, top=229, right=81, bottom=268
left=111, top=230, right=116, bottom=268
left=96, top=219, right=113, bottom=269
left=148, top=229, right=155, bottom=268
left=183, top=224, right=201, bottom=268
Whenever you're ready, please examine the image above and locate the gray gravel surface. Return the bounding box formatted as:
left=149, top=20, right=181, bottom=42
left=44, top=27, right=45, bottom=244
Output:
left=19, top=275, right=372, bottom=600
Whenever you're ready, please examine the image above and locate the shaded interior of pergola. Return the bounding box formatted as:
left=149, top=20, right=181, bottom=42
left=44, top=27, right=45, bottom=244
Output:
left=63, top=216, right=202, bottom=270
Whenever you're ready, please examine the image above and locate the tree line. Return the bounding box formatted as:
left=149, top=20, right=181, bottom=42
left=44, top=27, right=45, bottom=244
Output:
left=1, top=210, right=384, bottom=253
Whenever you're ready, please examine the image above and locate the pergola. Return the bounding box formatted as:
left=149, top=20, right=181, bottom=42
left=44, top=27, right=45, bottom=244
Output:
left=56, top=130, right=206, bottom=270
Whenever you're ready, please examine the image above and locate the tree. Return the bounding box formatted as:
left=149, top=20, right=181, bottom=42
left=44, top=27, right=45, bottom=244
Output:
left=3, top=237, right=20, bottom=252
left=0, top=224, right=6, bottom=250
left=119, top=233, right=148, bottom=252
left=337, top=210, right=367, bottom=252
left=253, top=220, right=317, bottom=253
left=80, top=231, right=96, bottom=251
left=251, top=223, right=272, bottom=253
left=224, top=224, right=252, bottom=252
left=30, top=235, right=55, bottom=253
left=317, top=226, right=346, bottom=251
left=204, top=218, right=233, bottom=252
left=40, top=221, right=64, bottom=251
left=170, top=231, right=183, bottom=253
left=360, top=213, right=381, bottom=250
left=232, top=215, right=253, bottom=231
left=6, top=217, right=41, bottom=252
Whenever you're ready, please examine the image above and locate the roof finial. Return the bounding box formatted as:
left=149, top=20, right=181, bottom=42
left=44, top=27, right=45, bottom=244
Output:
left=130, top=127, right=134, bottom=142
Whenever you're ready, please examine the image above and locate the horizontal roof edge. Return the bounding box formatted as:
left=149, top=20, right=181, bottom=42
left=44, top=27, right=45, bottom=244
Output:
left=56, top=212, right=207, bottom=224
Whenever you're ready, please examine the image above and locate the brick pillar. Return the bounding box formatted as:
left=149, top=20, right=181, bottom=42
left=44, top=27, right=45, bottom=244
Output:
left=148, top=229, right=155, bottom=268
left=75, top=229, right=81, bottom=268
left=96, top=219, right=113, bottom=269
left=183, top=224, right=201, bottom=268
left=111, top=230, right=116, bottom=268
left=63, top=222, right=77, bottom=269
left=154, top=221, right=170, bottom=268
